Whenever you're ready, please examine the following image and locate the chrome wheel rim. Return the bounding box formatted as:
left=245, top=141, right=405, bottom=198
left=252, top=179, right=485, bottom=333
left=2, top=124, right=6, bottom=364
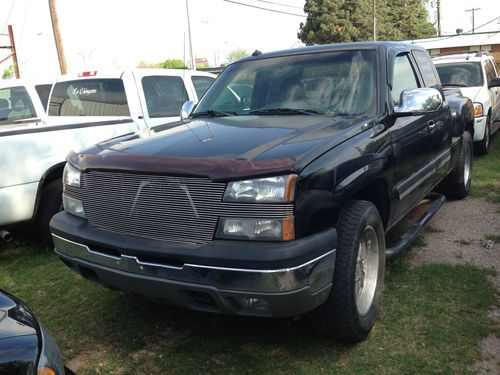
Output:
left=464, top=140, right=471, bottom=187
left=355, top=225, right=380, bottom=315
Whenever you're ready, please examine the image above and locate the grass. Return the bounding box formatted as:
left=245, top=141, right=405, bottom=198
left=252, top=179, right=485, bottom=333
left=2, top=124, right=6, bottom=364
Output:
left=470, top=134, right=500, bottom=203
left=455, top=239, right=473, bottom=246
left=0, top=242, right=497, bottom=375
left=485, top=234, right=500, bottom=244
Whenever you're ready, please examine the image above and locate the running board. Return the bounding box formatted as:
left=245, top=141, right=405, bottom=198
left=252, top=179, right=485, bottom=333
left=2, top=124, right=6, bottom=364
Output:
left=385, top=193, right=446, bottom=259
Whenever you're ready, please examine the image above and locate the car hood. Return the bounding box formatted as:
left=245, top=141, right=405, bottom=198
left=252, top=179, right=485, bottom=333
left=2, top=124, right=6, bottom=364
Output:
left=458, top=86, right=483, bottom=103
left=70, top=115, right=371, bottom=181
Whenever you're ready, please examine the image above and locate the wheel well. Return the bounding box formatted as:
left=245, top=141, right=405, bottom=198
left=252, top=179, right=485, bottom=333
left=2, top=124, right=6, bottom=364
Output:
left=351, top=179, right=389, bottom=228
left=465, top=117, right=474, bottom=138
left=32, top=162, right=66, bottom=220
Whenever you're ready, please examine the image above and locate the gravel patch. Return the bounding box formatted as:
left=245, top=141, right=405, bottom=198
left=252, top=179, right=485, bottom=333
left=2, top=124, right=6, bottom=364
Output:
left=406, top=197, right=499, bottom=374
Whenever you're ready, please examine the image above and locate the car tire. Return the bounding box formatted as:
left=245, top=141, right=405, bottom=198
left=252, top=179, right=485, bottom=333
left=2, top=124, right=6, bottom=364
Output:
left=475, top=115, right=491, bottom=155
left=438, top=130, right=473, bottom=200
left=35, top=179, right=63, bottom=243
left=308, top=200, right=385, bottom=343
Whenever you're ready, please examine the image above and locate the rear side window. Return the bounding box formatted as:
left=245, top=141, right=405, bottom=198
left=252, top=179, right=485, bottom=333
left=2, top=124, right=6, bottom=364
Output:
left=412, top=49, right=440, bottom=88
left=49, top=79, right=130, bottom=116
left=391, top=55, right=419, bottom=106
left=435, top=63, right=484, bottom=87
left=142, top=76, right=188, bottom=118
left=485, top=60, right=496, bottom=83
left=0, top=86, right=37, bottom=125
left=191, top=76, right=215, bottom=99
left=35, top=84, right=52, bottom=111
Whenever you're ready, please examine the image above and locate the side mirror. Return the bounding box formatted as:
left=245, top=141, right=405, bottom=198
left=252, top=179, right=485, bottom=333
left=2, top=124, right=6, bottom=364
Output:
left=488, top=77, right=500, bottom=88
left=394, top=88, right=443, bottom=116
left=180, top=101, right=195, bottom=120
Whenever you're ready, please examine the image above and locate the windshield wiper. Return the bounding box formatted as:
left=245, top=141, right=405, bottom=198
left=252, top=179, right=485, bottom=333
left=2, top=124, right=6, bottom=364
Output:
left=190, top=110, right=238, bottom=118
left=249, top=108, right=321, bottom=115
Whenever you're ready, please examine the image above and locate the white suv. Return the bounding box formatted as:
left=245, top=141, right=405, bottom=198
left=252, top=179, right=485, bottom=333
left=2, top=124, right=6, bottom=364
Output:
left=433, top=53, right=500, bottom=155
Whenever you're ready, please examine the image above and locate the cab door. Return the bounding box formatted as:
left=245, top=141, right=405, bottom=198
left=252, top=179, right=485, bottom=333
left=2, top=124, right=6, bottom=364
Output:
left=389, top=53, right=437, bottom=221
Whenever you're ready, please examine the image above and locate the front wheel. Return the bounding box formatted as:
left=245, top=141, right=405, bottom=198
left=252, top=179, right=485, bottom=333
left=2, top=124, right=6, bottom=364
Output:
left=438, top=130, right=473, bottom=200
left=309, top=200, right=385, bottom=342
left=474, top=116, right=490, bottom=155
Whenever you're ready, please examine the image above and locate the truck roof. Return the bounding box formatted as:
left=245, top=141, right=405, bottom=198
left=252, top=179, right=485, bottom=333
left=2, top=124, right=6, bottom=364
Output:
left=236, top=41, right=428, bottom=63
left=54, top=68, right=215, bottom=82
left=432, top=52, right=494, bottom=65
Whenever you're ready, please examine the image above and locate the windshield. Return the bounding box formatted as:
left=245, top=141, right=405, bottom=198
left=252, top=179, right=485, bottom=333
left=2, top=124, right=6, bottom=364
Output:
left=435, top=62, right=484, bottom=87
left=193, top=50, right=377, bottom=117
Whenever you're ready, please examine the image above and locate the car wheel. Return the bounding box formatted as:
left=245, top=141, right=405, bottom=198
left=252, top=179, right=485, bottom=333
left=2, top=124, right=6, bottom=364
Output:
left=475, top=115, right=491, bottom=155
left=308, top=200, right=385, bottom=342
left=35, top=179, right=63, bottom=243
left=438, top=130, right=473, bottom=200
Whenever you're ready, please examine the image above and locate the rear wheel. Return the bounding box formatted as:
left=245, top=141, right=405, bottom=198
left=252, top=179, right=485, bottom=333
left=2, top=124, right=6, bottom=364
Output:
left=438, top=130, right=472, bottom=200
left=35, top=179, right=63, bottom=243
left=309, top=200, right=385, bottom=342
left=475, top=115, right=491, bottom=155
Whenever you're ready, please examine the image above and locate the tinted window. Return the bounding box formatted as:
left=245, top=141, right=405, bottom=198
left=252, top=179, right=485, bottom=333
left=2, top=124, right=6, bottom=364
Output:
left=0, top=86, right=37, bottom=125
left=435, top=63, right=484, bottom=87
left=412, top=49, right=440, bottom=87
left=142, top=76, right=189, bottom=118
left=485, top=60, right=496, bottom=83
left=392, top=55, right=419, bottom=105
left=195, top=50, right=377, bottom=117
left=191, top=76, right=215, bottom=99
left=35, top=84, right=52, bottom=111
left=49, top=79, right=129, bottom=116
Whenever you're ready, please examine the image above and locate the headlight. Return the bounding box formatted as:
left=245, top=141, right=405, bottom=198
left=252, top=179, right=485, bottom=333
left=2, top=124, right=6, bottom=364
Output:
left=37, top=324, right=65, bottom=375
left=224, top=175, right=297, bottom=203
left=216, top=217, right=295, bottom=241
left=473, top=102, right=484, bottom=117
left=63, top=163, right=81, bottom=187
left=63, top=194, right=86, bottom=219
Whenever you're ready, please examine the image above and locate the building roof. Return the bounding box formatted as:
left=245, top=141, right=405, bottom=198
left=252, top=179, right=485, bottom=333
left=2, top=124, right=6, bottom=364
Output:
left=406, top=31, right=500, bottom=50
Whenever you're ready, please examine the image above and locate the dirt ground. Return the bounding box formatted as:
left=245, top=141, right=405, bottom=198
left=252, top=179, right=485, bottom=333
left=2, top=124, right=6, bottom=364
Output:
left=406, top=197, right=499, bottom=375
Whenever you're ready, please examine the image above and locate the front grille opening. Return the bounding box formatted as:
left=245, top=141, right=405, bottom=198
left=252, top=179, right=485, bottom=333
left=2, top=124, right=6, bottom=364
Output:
left=89, top=244, right=121, bottom=258
left=190, top=291, right=217, bottom=307
left=136, top=255, right=184, bottom=268
left=77, top=265, right=99, bottom=283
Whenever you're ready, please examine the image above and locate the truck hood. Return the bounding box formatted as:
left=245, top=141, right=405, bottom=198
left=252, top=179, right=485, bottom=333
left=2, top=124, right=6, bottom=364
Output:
left=458, top=86, right=482, bottom=103
left=70, top=115, right=371, bottom=180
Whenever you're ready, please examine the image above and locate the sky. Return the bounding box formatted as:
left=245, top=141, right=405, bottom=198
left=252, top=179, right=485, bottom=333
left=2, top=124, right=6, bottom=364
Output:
left=0, top=0, right=499, bottom=79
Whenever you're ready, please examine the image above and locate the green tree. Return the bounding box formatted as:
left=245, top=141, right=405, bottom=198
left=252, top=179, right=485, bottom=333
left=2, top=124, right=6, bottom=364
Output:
left=298, top=0, right=436, bottom=44
left=2, top=65, right=14, bottom=79
left=161, top=59, right=186, bottom=69
left=226, top=48, right=249, bottom=64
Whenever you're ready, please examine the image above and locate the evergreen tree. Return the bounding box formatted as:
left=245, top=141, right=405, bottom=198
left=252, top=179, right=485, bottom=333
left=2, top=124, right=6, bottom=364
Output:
left=298, top=0, right=436, bottom=44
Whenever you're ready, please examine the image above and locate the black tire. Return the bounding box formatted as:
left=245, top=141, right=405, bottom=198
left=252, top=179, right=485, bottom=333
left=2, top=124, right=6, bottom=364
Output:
left=308, top=200, right=385, bottom=342
left=474, top=115, right=490, bottom=155
left=35, top=179, right=63, bottom=243
left=439, top=130, right=473, bottom=200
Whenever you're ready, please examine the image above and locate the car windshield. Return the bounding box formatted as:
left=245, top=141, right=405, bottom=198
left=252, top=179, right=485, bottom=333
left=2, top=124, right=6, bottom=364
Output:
left=193, top=50, right=377, bottom=117
left=435, top=62, right=484, bottom=87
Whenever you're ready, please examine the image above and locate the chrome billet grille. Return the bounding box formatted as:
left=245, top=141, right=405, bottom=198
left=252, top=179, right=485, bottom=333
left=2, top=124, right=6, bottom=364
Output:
left=65, top=171, right=294, bottom=244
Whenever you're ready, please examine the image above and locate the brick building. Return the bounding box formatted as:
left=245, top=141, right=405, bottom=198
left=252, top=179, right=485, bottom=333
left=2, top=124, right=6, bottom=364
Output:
left=407, top=31, right=500, bottom=70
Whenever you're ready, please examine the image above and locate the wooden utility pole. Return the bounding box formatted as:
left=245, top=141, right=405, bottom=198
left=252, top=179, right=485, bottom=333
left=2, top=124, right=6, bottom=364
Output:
left=465, top=7, right=481, bottom=34
left=0, top=25, right=20, bottom=78
left=372, top=0, right=377, bottom=41
left=436, top=0, right=441, bottom=36
left=185, top=0, right=196, bottom=70
left=48, top=0, right=67, bottom=74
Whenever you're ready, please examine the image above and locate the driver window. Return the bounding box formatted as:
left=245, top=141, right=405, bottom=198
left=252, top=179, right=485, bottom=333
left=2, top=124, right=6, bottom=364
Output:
left=391, top=55, right=419, bottom=106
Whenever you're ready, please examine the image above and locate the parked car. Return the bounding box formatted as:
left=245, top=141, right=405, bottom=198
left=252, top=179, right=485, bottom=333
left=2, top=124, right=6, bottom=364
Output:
left=50, top=42, right=474, bottom=342
left=0, top=290, right=66, bottom=375
left=433, top=52, right=500, bottom=154
left=0, top=69, right=216, bottom=241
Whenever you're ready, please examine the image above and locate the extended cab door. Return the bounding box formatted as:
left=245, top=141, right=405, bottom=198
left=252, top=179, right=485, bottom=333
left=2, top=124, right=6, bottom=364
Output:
left=389, top=53, right=439, bottom=220
left=485, top=59, right=500, bottom=124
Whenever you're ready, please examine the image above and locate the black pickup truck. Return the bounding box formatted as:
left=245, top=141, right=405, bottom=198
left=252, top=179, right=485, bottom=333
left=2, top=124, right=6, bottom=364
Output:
left=50, top=42, right=474, bottom=342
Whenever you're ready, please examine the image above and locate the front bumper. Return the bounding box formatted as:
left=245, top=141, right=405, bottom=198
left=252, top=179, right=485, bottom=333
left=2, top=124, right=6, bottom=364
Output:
left=473, top=115, right=487, bottom=142
left=50, top=212, right=336, bottom=317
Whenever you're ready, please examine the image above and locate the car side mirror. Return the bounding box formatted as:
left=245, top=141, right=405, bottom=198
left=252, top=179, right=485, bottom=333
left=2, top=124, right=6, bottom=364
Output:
left=180, top=100, right=195, bottom=120
left=488, top=77, right=500, bottom=88
left=394, top=88, right=443, bottom=116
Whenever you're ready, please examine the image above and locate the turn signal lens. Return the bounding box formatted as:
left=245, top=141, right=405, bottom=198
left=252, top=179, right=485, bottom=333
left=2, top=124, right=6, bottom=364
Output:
left=216, top=217, right=295, bottom=241
left=473, top=102, right=483, bottom=117
left=38, top=367, right=57, bottom=375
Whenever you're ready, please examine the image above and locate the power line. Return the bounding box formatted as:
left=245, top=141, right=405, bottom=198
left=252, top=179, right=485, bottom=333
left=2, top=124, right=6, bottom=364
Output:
left=2, top=0, right=15, bottom=33
left=223, top=0, right=306, bottom=17
left=253, top=0, right=303, bottom=10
